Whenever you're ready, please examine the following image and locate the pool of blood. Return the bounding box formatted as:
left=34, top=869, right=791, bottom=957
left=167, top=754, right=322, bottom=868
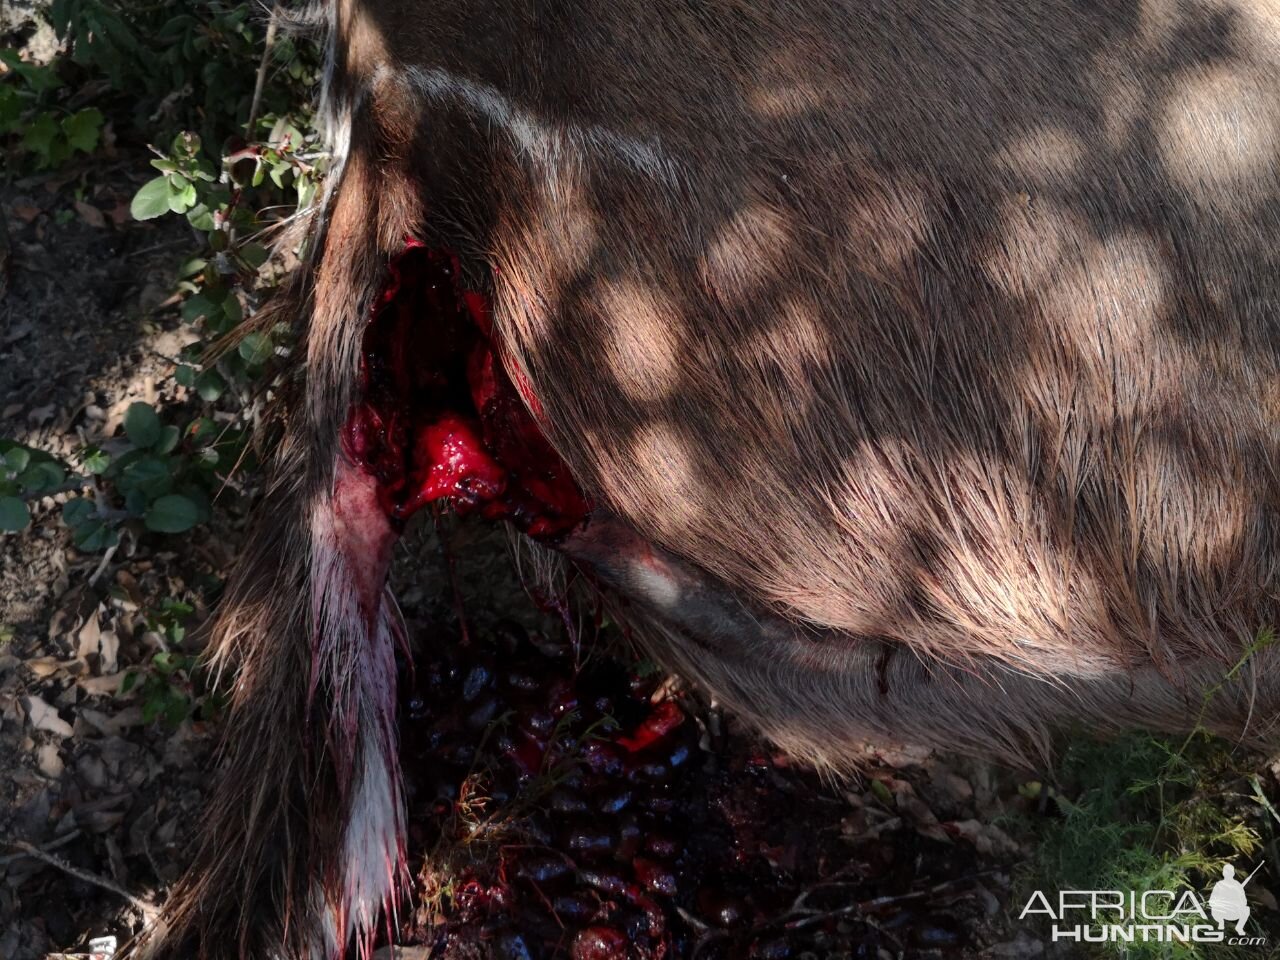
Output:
left=342, top=242, right=591, bottom=539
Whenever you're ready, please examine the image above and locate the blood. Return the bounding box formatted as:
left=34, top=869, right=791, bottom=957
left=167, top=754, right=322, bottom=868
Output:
left=342, top=241, right=591, bottom=539
left=616, top=701, right=685, bottom=754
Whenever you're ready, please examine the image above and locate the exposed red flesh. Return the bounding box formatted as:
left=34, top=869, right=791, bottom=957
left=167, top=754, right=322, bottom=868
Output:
left=617, top=700, right=685, bottom=753
left=342, top=242, right=590, bottom=538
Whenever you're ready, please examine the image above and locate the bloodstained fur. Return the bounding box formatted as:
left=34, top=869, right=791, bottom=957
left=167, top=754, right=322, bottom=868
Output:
left=342, top=242, right=590, bottom=539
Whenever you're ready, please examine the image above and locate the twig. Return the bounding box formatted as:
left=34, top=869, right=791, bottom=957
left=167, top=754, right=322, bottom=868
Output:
left=246, top=7, right=281, bottom=136
left=782, top=868, right=1002, bottom=931
left=0, top=829, right=81, bottom=866
left=88, top=542, right=119, bottom=587
left=682, top=908, right=728, bottom=960
left=19, top=476, right=93, bottom=501
left=4, top=839, right=158, bottom=919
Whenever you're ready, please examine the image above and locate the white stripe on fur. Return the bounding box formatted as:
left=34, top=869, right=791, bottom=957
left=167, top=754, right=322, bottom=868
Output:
left=308, top=499, right=406, bottom=959
left=398, top=64, right=688, bottom=190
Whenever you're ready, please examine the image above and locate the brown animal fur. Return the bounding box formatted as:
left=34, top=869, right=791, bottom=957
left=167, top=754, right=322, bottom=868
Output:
left=136, top=0, right=1280, bottom=956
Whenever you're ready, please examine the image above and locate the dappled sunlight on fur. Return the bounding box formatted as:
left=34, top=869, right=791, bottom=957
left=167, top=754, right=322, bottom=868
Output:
left=135, top=0, right=1280, bottom=957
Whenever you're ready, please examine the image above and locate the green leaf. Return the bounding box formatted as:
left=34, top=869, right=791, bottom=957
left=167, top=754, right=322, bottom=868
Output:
left=145, top=496, right=199, bottom=535
left=123, top=402, right=161, bottom=448
left=131, top=177, right=173, bottom=221
left=4, top=447, right=30, bottom=474
left=186, top=417, right=217, bottom=444
left=80, top=446, right=109, bottom=474
left=238, top=332, right=272, bottom=366
left=221, top=296, right=243, bottom=326
left=154, top=425, right=180, bottom=455
left=239, top=242, right=269, bottom=269
left=174, top=364, right=196, bottom=388
left=160, top=598, right=194, bottom=618
left=0, top=496, right=30, bottom=532
left=185, top=203, right=215, bottom=231
left=21, top=113, right=61, bottom=164
left=72, top=517, right=118, bottom=551
left=3, top=54, right=61, bottom=94
left=119, top=456, right=172, bottom=499
left=163, top=693, right=190, bottom=728
left=62, top=497, right=94, bottom=527
left=61, top=108, right=103, bottom=154
left=120, top=671, right=140, bottom=694
left=19, top=461, right=64, bottom=493
left=297, top=177, right=317, bottom=209
left=124, top=488, right=148, bottom=516
left=102, top=446, right=144, bottom=479
left=0, top=86, right=22, bottom=134
left=168, top=178, right=197, bottom=215
left=194, top=369, right=226, bottom=402
left=181, top=293, right=218, bottom=324
left=178, top=256, right=207, bottom=278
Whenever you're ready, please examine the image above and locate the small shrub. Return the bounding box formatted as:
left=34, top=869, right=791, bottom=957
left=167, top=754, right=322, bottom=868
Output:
left=120, top=598, right=225, bottom=728
left=0, top=3, right=323, bottom=553
left=46, top=0, right=315, bottom=143
left=0, top=48, right=103, bottom=171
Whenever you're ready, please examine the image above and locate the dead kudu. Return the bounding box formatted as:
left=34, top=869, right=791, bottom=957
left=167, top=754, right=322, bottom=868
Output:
left=134, top=0, right=1280, bottom=956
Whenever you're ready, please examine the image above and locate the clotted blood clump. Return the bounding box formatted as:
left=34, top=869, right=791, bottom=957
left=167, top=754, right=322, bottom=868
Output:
left=394, top=621, right=980, bottom=959
left=343, top=242, right=590, bottom=538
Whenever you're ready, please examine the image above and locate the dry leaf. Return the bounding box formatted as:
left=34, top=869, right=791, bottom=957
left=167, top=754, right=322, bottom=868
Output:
left=27, top=403, right=56, bottom=424
left=947, top=818, right=1022, bottom=857
left=77, top=607, right=102, bottom=663
left=99, top=626, right=120, bottom=674
left=23, top=695, right=73, bottom=737
left=74, top=200, right=106, bottom=228
left=37, top=742, right=64, bottom=778
left=24, top=656, right=65, bottom=678
left=11, top=201, right=41, bottom=223
left=75, top=706, right=144, bottom=737
left=113, top=569, right=143, bottom=607
left=77, top=673, right=126, bottom=696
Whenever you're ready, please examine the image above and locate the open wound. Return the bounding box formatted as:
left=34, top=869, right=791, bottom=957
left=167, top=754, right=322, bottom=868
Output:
left=342, top=241, right=591, bottom=539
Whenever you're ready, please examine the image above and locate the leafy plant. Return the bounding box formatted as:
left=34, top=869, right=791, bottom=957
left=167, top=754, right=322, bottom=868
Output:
left=121, top=109, right=327, bottom=405
left=0, top=442, right=70, bottom=532
left=120, top=598, right=224, bottom=728
left=0, top=400, right=251, bottom=548
left=0, top=4, right=323, bottom=550
left=0, top=48, right=104, bottom=170
left=45, top=1, right=316, bottom=144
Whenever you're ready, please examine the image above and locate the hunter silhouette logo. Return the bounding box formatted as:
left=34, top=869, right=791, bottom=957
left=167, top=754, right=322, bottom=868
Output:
left=1208, top=861, right=1263, bottom=936
left=1019, top=860, right=1268, bottom=946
